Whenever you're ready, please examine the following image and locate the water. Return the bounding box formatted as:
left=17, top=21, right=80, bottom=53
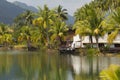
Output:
left=0, top=50, right=120, bottom=80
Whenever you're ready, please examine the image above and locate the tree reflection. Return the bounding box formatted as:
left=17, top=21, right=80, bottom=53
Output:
left=70, top=55, right=100, bottom=80
left=17, top=52, right=68, bottom=80
left=0, top=54, right=13, bottom=75
left=0, top=51, right=120, bottom=80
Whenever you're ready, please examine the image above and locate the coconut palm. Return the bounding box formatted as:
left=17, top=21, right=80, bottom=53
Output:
left=73, top=20, right=92, bottom=36
left=49, top=18, right=68, bottom=47
left=94, top=0, right=120, bottom=11
left=14, top=10, right=34, bottom=26
left=31, top=27, right=46, bottom=47
left=103, top=7, right=120, bottom=44
left=73, top=20, right=93, bottom=48
left=55, top=5, right=68, bottom=21
left=74, top=4, right=88, bottom=22
left=32, top=17, right=50, bottom=47
left=0, top=23, right=13, bottom=47
left=74, top=3, right=105, bottom=49
left=33, top=5, right=55, bottom=47
left=17, top=26, right=38, bottom=50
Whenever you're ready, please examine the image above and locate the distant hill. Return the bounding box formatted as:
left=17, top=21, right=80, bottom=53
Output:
left=13, top=1, right=38, bottom=12
left=0, top=0, right=25, bottom=24
left=0, top=0, right=38, bottom=24
left=0, top=0, right=74, bottom=25
left=66, top=15, right=75, bottom=26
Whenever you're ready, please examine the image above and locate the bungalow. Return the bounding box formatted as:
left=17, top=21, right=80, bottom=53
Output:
left=71, top=33, right=120, bottom=48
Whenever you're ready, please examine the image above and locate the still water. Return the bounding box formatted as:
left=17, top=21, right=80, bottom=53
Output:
left=0, top=50, right=120, bottom=80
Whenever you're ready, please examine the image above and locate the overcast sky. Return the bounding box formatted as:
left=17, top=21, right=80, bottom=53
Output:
left=7, top=0, right=92, bottom=15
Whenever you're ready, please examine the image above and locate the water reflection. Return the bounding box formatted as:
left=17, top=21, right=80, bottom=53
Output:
left=71, top=55, right=80, bottom=75
left=0, top=51, right=120, bottom=80
left=70, top=55, right=120, bottom=80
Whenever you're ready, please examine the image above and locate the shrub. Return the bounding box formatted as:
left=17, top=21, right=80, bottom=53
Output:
left=87, top=48, right=99, bottom=56
left=100, top=64, right=120, bottom=80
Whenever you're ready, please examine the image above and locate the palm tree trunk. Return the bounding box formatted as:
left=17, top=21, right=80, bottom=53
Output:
left=58, top=36, right=63, bottom=46
left=95, top=36, right=99, bottom=48
left=89, top=35, right=93, bottom=48
left=3, top=41, right=8, bottom=48
left=27, top=37, right=31, bottom=51
left=46, top=19, right=51, bottom=49
left=46, top=29, right=50, bottom=48
left=95, top=36, right=100, bottom=51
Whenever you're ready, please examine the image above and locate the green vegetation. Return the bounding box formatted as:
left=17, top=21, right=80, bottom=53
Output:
left=73, top=0, right=120, bottom=53
left=86, top=48, right=99, bottom=56
left=100, top=64, right=120, bottom=80
left=0, top=5, right=69, bottom=50
left=1, top=0, right=120, bottom=52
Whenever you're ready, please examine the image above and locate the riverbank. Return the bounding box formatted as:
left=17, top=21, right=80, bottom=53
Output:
left=0, top=45, right=119, bottom=57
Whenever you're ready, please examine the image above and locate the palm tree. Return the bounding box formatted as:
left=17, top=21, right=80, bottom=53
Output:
left=73, top=20, right=93, bottom=47
left=55, top=5, right=68, bottom=21
left=49, top=18, right=68, bottom=47
left=102, top=7, right=120, bottom=44
left=73, top=20, right=92, bottom=36
left=74, top=4, right=88, bottom=22
left=17, top=26, right=37, bottom=50
left=94, top=0, right=120, bottom=11
left=74, top=3, right=105, bottom=49
left=74, top=4, right=94, bottom=47
left=14, top=10, right=34, bottom=26
left=33, top=5, right=55, bottom=48
left=0, top=23, right=13, bottom=47
left=32, top=17, right=50, bottom=47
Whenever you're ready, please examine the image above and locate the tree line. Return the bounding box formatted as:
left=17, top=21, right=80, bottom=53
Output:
left=1, top=0, right=120, bottom=50
left=73, top=0, right=120, bottom=50
left=0, top=5, right=68, bottom=49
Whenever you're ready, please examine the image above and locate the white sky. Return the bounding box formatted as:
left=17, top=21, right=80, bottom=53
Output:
left=7, top=0, right=92, bottom=15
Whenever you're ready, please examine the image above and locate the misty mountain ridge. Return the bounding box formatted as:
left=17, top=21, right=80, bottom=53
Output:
left=0, top=0, right=25, bottom=24
left=66, top=15, right=74, bottom=26
left=13, top=1, right=38, bottom=12
left=0, top=0, right=74, bottom=25
left=0, top=0, right=37, bottom=24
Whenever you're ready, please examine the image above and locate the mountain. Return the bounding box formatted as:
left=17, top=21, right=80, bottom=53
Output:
left=13, top=1, right=38, bottom=12
left=0, top=0, right=73, bottom=25
left=66, top=15, right=75, bottom=26
left=0, top=0, right=25, bottom=24
left=0, top=0, right=38, bottom=24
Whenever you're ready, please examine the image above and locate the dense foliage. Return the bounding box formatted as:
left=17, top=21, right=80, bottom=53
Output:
left=74, top=0, right=120, bottom=49
left=0, top=5, right=68, bottom=49
left=100, top=64, right=120, bottom=80
left=1, top=0, right=120, bottom=50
